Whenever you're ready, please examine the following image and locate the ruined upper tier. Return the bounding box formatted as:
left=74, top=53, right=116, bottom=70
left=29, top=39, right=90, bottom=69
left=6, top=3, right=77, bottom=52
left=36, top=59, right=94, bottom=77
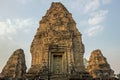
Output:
left=87, top=49, right=114, bottom=78
left=0, top=49, right=27, bottom=79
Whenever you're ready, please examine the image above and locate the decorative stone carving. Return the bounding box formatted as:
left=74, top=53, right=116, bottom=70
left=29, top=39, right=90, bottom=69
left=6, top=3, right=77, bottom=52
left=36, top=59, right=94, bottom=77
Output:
left=0, top=49, right=27, bottom=79
left=87, top=49, right=114, bottom=79
left=26, top=2, right=86, bottom=79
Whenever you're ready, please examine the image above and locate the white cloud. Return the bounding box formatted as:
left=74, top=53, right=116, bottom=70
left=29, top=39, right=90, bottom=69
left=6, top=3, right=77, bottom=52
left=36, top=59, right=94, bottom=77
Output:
left=85, top=25, right=103, bottom=36
left=90, top=10, right=108, bottom=17
left=0, top=18, right=37, bottom=72
left=102, top=0, right=111, bottom=4
left=88, top=15, right=103, bottom=26
left=84, top=0, right=100, bottom=13
left=88, top=10, right=108, bottom=26
left=65, top=0, right=109, bottom=37
left=16, top=0, right=33, bottom=5
left=0, top=18, right=37, bottom=38
left=0, top=20, right=16, bottom=36
left=83, top=0, right=111, bottom=13
left=83, top=10, right=108, bottom=37
left=84, top=10, right=108, bottom=37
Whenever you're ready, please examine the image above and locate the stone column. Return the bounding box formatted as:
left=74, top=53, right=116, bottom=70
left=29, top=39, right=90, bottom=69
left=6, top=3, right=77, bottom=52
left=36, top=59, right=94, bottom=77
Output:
left=44, top=45, right=49, bottom=67
left=67, top=47, right=71, bottom=74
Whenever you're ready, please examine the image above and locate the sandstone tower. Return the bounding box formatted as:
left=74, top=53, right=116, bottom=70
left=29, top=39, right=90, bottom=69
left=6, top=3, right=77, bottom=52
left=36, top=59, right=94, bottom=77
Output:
left=87, top=49, right=114, bottom=79
left=26, top=2, right=89, bottom=80
left=0, top=49, right=27, bottom=79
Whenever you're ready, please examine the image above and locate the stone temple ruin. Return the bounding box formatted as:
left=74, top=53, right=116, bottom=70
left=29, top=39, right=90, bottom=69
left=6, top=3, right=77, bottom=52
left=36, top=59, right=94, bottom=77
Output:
left=0, top=49, right=26, bottom=79
left=25, top=2, right=90, bottom=80
left=0, top=2, right=115, bottom=80
left=87, top=49, right=114, bottom=79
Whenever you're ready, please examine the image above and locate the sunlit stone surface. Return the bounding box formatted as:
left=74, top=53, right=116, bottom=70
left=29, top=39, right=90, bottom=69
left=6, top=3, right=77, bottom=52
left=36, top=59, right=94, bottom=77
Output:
left=26, top=2, right=89, bottom=80
left=0, top=49, right=26, bottom=79
left=87, top=49, right=114, bottom=79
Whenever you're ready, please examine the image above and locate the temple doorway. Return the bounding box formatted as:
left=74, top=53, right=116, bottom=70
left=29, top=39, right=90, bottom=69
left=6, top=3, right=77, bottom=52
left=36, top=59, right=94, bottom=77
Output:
left=53, top=55, right=62, bottom=74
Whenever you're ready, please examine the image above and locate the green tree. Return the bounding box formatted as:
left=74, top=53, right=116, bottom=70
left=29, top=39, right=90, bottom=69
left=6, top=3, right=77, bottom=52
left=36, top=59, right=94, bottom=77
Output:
left=117, top=73, right=120, bottom=80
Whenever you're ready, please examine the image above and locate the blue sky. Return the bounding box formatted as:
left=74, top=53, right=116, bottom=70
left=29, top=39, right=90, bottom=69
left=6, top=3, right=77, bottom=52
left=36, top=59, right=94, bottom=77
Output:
left=0, top=0, right=120, bottom=74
